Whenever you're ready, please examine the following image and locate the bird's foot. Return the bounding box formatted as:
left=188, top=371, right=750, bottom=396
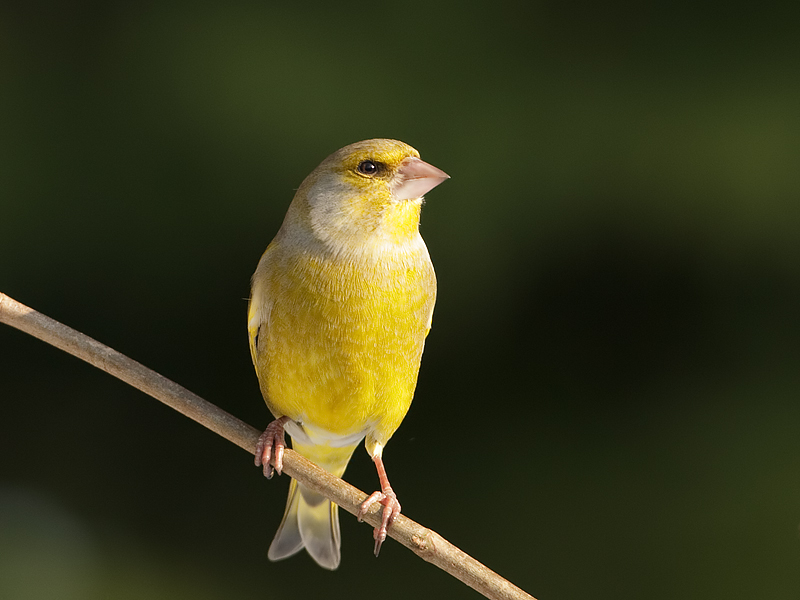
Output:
left=357, top=487, right=401, bottom=557
left=254, top=416, right=289, bottom=479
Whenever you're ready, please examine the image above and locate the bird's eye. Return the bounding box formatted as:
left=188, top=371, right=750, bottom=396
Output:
left=357, top=160, right=379, bottom=176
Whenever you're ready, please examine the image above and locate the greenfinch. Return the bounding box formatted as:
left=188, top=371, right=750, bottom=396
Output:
left=248, top=139, right=448, bottom=569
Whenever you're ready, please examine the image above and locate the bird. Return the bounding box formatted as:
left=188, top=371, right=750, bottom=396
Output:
left=247, top=138, right=448, bottom=569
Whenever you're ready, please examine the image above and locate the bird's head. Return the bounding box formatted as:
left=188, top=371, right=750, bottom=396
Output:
left=284, top=139, right=449, bottom=254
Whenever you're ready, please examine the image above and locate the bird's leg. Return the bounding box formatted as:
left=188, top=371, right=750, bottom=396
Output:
left=254, top=416, right=289, bottom=479
left=357, top=454, right=401, bottom=557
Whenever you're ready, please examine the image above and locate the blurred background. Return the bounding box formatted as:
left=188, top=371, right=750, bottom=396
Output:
left=2, top=2, right=799, bottom=599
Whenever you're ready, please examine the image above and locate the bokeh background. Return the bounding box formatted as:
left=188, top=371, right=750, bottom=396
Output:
left=2, top=2, right=799, bottom=599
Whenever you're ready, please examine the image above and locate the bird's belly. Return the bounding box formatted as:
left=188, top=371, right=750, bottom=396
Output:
left=259, top=260, right=433, bottom=442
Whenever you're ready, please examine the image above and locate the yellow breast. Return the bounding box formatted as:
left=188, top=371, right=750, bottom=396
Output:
left=250, top=234, right=435, bottom=447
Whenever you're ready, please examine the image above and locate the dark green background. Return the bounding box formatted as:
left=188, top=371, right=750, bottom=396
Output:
left=2, top=2, right=799, bottom=599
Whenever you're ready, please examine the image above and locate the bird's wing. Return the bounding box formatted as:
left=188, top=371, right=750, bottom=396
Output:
left=247, top=245, right=277, bottom=367
left=424, top=302, right=435, bottom=337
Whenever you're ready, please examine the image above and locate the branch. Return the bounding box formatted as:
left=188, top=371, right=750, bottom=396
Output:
left=0, top=291, right=535, bottom=600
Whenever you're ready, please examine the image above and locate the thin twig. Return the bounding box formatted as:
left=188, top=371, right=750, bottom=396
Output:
left=0, top=291, right=535, bottom=600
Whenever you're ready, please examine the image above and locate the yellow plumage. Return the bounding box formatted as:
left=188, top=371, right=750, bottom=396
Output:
left=247, top=139, right=448, bottom=569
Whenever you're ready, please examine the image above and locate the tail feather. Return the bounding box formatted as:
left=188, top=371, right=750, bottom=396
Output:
left=267, top=479, right=305, bottom=562
left=297, top=486, right=340, bottom=569
left=268, top=480, right=341, bottom=569
left=268, top=441, right=356, bottom=570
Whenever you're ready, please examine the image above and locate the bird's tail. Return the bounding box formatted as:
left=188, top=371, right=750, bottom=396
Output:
left=268, top=441, right=357, bottom=570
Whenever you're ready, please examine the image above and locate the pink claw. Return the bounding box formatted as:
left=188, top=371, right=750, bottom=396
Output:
left=254, top=416, right=289, bottom=479
left=357, top=454, right=401, bottom=557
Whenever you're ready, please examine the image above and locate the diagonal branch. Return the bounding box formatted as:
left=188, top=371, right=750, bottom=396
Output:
left=0, top=291, right=535, bottom=600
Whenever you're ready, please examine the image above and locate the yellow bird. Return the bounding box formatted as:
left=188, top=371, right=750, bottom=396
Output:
left=247, top=139, right=448, bottom=569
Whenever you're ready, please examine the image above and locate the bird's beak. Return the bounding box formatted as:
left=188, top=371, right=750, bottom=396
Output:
left=392, top=157, right=450, bottom=200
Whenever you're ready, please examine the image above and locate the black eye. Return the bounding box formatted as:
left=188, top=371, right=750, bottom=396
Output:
left=357, top=160, right=379, bottom=176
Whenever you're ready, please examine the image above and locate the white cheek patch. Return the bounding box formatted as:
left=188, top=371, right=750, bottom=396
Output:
left=307, top=178, right=356, bottom=244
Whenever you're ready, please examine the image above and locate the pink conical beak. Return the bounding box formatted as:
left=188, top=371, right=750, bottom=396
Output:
left=392, top=157, right=450, bottom=200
